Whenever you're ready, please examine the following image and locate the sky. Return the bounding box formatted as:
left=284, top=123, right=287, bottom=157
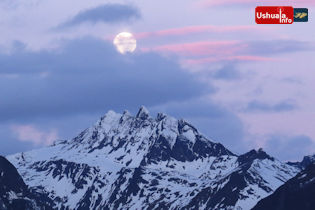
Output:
left=0, top=0, right=314, bottom=161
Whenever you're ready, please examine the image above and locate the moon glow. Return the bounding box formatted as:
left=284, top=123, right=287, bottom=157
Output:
left=113, top=32, right=137, bottom=54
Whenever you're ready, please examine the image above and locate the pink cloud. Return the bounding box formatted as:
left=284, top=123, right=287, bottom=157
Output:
left=11, top=124, right=58, bottom=146
left=200, top=0, right=315, bottom=7
left=228, top=55, right=276, bottom=61
left=135, top=25, right=269, bottom=40
left=143, top=41, right=247, bottom=57
left=141, top=40, right=285, bottom=64
left=185, top=55, right=275, bottom=65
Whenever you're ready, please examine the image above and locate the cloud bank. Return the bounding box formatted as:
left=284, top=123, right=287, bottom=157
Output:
left=0, top=37, right=209, bottom=121
left=59, top=4, right=140, bottom=28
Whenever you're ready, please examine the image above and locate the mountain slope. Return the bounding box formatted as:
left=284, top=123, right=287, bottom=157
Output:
left=7, top=106, right=299, bottom=210
left=184, top=149, right=296, bottom=210
left=0, top=156, right=53, bottom=210
left=252, top=163, right=315, bottom=210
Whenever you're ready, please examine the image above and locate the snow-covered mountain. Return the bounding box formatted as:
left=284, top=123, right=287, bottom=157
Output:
left=252, top=163, right=315, bottom=210
left=7, top=106, right=299, bottom=210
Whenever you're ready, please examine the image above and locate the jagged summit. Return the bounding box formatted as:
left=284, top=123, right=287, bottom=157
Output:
left=66, top=106, right=235, bottom=165
left=98, top=106, right=192, bottom=129
left=156, top=112, right=167, bottom=121
left=136, top=105, right=150, bottom=120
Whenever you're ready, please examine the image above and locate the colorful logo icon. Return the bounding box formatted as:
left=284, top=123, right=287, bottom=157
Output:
left=294, top=8, right=308, bottom=22
left=255, top=6, right=294, bottom=24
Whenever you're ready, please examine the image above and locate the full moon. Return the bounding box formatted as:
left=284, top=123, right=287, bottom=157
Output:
left=113, top=32, right=137, bottom=54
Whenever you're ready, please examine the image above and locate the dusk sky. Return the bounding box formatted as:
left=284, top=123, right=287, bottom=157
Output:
left=0, top=0, right=314, bottom=161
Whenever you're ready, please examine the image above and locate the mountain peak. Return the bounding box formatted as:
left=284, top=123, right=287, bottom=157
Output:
left=255, top=148, right=272, bottom=157
left=238, top=148, right=274, bottom=165
left=288, top=154, right=315, bottom=170
left=136, top=106, right=150, bottom=120
left=302, top=154, right=315, bottom=163
left=100, top=110, right=121, bottom=121
left=156, top=112, right=167, bottom=121
left=64, top=106, right=234, bottom=164
left=302, top=154, right=315, bottom=167
left=122, top=110, right=131, bottom=116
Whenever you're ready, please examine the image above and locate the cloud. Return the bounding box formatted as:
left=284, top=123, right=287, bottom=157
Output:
left=184, top=55, right=275, bottom=65
left=0, top=123, right=38, bottom=155
left=246, top=40, right=313, bottom=55
left=245, top=100, right=298, bottom=112
left=59, top=4, right=140, bottom=28
left=144, top=41, right=244, bottom=57
left=213, top=64, right=242, bottom=80
left=136, top=25, right=269, bottom=39
left=11, top=124, right=58, bottom=146
left=0, top=35, right=247, bottom=155
left=0, top=37, right=209, bottom=122
left=0, top=113, right=103, bottom=156
left=143, top=39, right=311, bottom=64
left=264, top=135, right=315, bottom=161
